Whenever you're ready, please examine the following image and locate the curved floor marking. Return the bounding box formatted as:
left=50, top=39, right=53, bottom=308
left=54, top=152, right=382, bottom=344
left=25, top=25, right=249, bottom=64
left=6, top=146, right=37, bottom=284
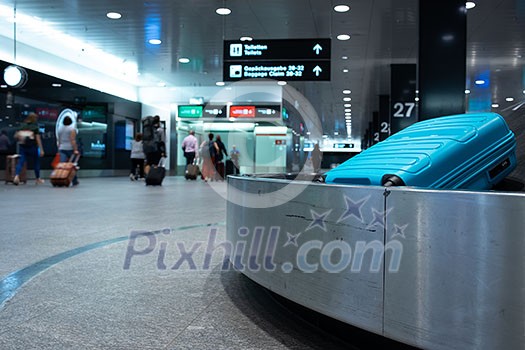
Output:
left=0, top=222, right=225, bottom=309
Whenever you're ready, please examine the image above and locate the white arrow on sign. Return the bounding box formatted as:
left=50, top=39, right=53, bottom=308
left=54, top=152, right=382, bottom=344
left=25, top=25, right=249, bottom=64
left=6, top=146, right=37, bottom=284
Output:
left=313, top=66, right=322, bottom=76
left=313, top=44, right=323, bottom=55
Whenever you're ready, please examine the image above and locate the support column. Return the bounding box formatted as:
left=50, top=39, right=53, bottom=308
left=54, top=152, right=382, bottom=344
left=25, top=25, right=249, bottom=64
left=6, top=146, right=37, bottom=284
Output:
left=419, top=0, right=467, bottom=120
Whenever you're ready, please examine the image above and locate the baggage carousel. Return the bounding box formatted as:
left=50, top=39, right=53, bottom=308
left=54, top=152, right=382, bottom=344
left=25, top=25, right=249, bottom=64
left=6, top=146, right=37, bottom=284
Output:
left=225, top=174, right=525, bottom=350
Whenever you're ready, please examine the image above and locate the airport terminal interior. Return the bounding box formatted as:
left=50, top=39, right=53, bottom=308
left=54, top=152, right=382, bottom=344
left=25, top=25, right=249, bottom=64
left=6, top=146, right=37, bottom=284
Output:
left=1, top=1, right=524, bottom=349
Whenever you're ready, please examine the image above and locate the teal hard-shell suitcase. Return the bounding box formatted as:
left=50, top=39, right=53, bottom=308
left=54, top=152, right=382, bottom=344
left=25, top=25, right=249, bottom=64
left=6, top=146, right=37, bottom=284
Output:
left=325, top=113, right=517, bottom=190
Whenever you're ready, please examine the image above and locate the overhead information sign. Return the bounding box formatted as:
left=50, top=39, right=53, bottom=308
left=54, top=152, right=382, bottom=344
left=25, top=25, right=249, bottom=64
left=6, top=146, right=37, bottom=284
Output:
left=224, top=61, right=330, bottom=81
left=203, top=105, right=227, bottom=118
left=334, top=143, right=355, bottom=149
left=229, top=105, right=282, bottom=118
left=224, top=39, right=331, bottom=60
left=178, top=105, right=203, bottom=118
left=230, top=106, right=256, bottom=118
left=255, top=105, right=281, bottom=118
left=224, top=38, right=331, bottom=82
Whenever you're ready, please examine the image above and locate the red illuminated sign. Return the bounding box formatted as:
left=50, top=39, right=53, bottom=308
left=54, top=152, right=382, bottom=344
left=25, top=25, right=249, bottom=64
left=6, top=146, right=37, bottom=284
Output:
left=230, top=106, right=256, bottom=118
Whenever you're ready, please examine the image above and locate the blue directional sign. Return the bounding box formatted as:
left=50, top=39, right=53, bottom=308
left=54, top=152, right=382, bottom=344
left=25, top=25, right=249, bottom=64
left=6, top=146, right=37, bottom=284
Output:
left=224, top=38, right=331, bottom=82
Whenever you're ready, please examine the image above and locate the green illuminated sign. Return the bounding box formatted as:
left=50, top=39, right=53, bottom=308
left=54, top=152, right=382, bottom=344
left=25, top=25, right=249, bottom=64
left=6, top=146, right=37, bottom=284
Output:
left=178, top=105, right=203, bottom=118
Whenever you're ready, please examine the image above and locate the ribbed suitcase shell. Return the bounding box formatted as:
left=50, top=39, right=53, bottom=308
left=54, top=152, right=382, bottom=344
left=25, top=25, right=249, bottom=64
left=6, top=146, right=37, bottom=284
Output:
left=50, top=162, right=77, bottom=187
left=325, top=113, right=517, bottom=190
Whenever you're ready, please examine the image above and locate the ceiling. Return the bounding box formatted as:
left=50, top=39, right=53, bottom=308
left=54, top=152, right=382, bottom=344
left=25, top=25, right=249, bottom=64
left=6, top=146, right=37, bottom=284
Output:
left=0, top=0, right=524, bottom=142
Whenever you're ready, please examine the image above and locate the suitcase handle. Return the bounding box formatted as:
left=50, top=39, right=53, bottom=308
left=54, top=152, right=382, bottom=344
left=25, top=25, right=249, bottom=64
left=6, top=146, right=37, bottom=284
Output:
left=381, top=174, right=405, bottom=187
left=157, top=157, right=167, bottom=168
left=69, top=154, right=81, bottom=165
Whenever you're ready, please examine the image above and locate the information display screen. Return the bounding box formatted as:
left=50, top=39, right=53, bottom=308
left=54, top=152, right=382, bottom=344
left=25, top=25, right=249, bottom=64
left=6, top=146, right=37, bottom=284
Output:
left=79, top=105, right=107, bottom=158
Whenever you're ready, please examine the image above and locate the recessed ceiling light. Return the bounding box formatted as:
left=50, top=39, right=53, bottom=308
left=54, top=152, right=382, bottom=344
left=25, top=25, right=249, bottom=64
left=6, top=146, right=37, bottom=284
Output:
left=466, top=2, right=476, bottom=10
left=334, top=5, right=350, bottom=13
left=522, top=90, right=525, bottom=94
left=344, top=104, right=351, bottom=107
left=149, top=39, right=162, bottom=45
left=342, top=69, right=349, bottom=73
left=475, top=79, right=485, bottom=85
left=465, top=89, right=471, bottom=94
left=52, top=83, right=62, bottom=87
left=345, top=113, right=351, bottom=116
left=415, top=97, right=420, bottom=102
left=240, top=36, right=253, bottom=41
left=0, top=85, right=7, bottom=88
left=179, top=57, right=190, bottom=63
left=216, top=81, right=225, bottom=86
left=343, top=89, right=351, bottom=94
left=491, top=103, right=499, bottom=108
left=337, top=34, right=351, bottom=41
left=343, top=97, right=352, bottom=101
left=106, top=12, right=122, bottom=19
left=345, top=109, right=351, bottom=113
left=216, top=8, right=232, bottom=15
left=506, top=97, right=514, bottom=102
left=341, top=56, right=349, bottom=60
left=277, top=81, right=287, bottom=86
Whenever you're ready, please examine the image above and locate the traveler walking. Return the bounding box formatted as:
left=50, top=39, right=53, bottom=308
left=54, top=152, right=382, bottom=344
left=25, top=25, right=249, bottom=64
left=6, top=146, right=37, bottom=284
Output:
left=57, top=116, right=80, bottom=186
left=214, top=135, right=228, bottom=180
left=181, top=130, right=198, bottom=171
left=199, top=133, right=218, bottom=182
left=13, top=112, right=45, bottom=185
left=130, top=133, right=145, bottom=180
left=143, top=115, right=166, bottom=175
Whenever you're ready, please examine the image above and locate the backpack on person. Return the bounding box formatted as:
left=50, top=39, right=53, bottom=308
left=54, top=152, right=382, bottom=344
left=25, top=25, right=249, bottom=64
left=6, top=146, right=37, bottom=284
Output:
left=142, top=116, right=157, bottom=153
left=208, top=141, right=217, bottom=159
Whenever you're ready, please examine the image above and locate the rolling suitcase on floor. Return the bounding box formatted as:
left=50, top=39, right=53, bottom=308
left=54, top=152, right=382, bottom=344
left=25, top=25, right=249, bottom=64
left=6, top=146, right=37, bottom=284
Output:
left=50, top=155, right=79, bottom=187
left=146, top=158, right=166, bottom=186
left=185, top=159, right=199, bottom=180
left=225, top=159, right=235, bottom=177
left=5, top=155, right=27, bottom=184
left=325, top=113, right=517, bottom=190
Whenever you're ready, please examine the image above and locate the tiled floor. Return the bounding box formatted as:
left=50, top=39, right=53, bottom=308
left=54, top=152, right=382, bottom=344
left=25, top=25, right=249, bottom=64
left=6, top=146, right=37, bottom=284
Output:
left=0, top=177, right=352, bottom=349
